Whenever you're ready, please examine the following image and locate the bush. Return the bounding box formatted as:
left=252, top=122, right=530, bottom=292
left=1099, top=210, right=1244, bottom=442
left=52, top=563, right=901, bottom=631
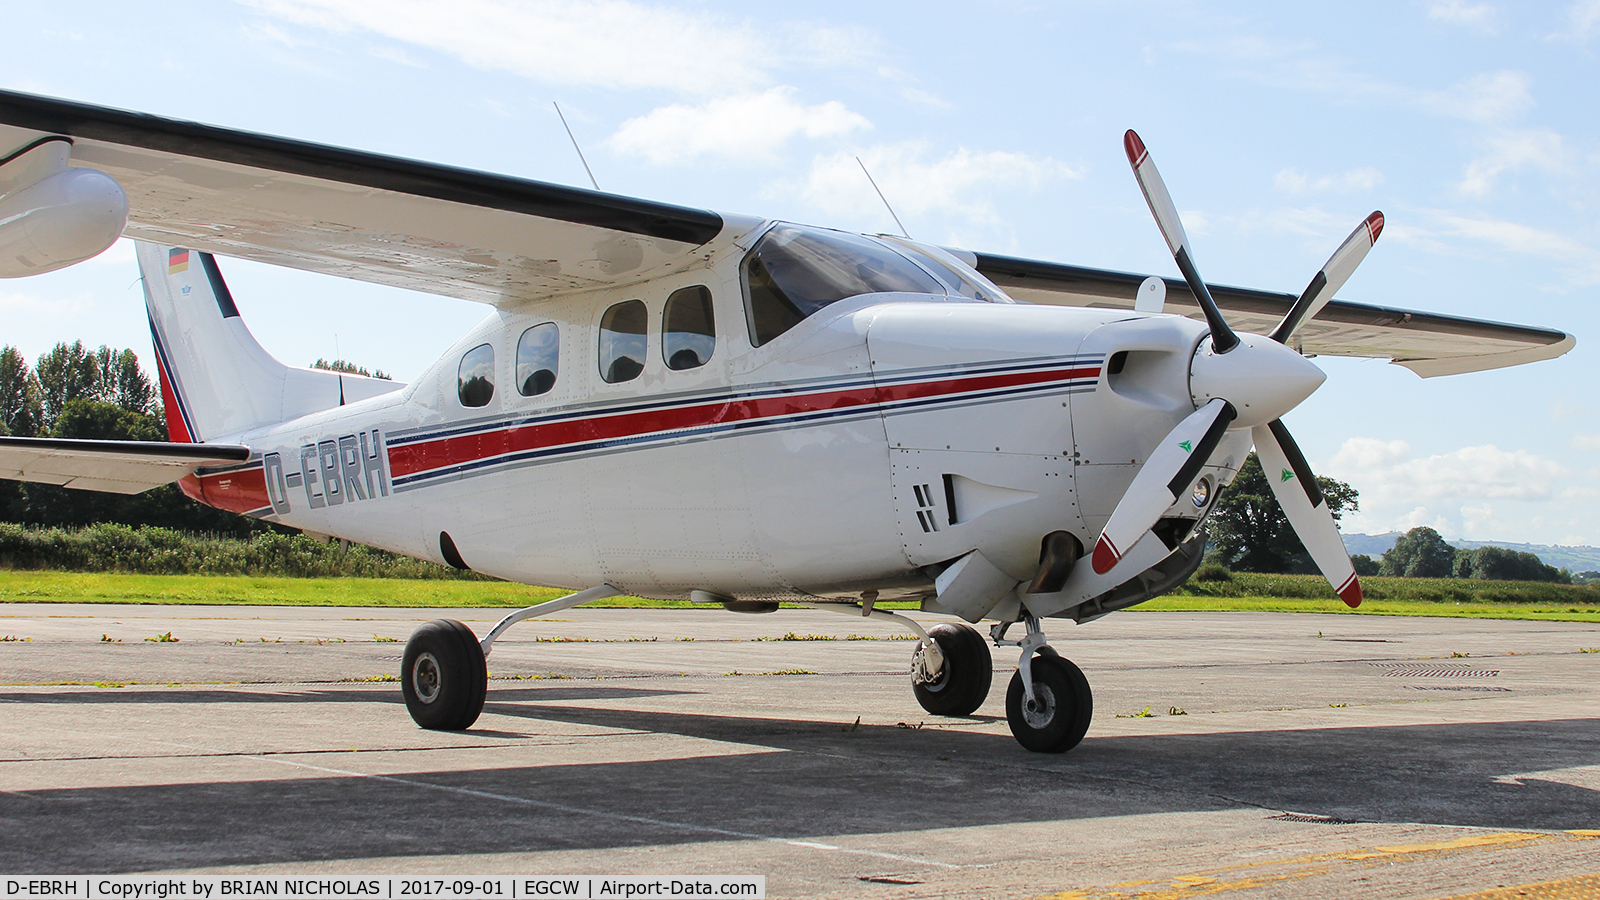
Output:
left=1193, top=563, right=1233, bottom=582
left=0, top=523, right=487, bottom=579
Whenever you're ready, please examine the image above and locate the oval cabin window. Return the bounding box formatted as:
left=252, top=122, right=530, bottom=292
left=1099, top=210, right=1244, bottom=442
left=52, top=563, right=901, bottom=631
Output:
left=457, top=343, right=495, bottom=407
left=599, top=299, right=647, bottom=384
left=663, top=285, right=715, bottom=370
left=516, top=322, right=559, bottom=396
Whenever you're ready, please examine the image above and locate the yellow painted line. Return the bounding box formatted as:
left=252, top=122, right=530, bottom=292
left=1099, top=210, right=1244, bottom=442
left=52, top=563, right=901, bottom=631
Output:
left=1374, top=831, right=1544, bottom=854
left=1568, top=830, right=1600, bottom=838
left=1036, top=829, right=1573, bottom=900
left=1429, top=872, right=1600, bottom=899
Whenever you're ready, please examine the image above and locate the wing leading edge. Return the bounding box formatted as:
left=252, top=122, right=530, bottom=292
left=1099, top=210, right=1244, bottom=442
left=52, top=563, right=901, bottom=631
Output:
left=969, top=252, right=1574, bottom=377
left=0, top=89, right=737, bottom=307
left=0, top=437, right=251, bottom=494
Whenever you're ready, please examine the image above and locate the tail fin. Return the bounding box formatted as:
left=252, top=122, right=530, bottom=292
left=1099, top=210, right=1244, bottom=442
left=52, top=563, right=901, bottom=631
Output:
left=140, top=243, right=403, bottom=442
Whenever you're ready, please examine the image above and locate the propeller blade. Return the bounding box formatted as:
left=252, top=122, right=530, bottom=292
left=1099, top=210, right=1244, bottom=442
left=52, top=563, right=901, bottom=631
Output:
left=1124, top=130, right=1239, bottom=354
left=1252, top=419, right=1362, bottom=607
left=1091, top=398, right=1236, bottom=574
left=1269, top=211, right=1385, bottom=344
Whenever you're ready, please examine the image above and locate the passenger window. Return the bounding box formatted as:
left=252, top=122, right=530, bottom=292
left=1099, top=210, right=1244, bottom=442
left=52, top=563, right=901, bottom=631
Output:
left=662, top=286, right=715, bottom=370
left=599, top=299, right=647, bottom=384
left=457, top=343, right=495, bottom=408
left=516, top=322, right=559, bottom=396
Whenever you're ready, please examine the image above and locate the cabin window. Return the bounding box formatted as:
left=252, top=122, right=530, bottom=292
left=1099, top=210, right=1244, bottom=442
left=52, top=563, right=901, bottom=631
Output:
left=742, top=224, right=943, bottom=347
left=516, top=322, right=559, bottom=396
left=599, top=299, right=647, bottom=383
left=662, top=285, right=715, bottom=370
left=457, top=343, right=495, bottom=407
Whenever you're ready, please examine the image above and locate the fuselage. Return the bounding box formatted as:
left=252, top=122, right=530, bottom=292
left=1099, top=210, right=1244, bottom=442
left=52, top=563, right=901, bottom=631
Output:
left=180, top=221, right=1249, bottom=610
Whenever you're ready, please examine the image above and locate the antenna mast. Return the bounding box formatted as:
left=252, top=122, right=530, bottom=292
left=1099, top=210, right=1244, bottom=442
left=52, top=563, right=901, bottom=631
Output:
left=856, top=157, right=910, bottom=238
left=554, top=102, right=600, bottom=191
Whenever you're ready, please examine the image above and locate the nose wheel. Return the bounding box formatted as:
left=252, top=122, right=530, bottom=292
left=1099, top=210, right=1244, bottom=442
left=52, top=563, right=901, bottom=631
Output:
left=994, top=616, right=1093, bottom=753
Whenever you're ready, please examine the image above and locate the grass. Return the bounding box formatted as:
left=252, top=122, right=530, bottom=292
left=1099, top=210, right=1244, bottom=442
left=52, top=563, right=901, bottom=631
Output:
left=0, top=569, right=1595, bottom=622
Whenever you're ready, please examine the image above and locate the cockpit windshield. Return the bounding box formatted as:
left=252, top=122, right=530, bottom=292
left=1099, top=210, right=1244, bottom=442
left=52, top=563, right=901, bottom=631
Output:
left=743, top=225, right=946, bottom=347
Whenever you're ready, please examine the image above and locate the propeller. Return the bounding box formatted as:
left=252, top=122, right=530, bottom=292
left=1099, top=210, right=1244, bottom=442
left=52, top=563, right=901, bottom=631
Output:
left=1089, top=130, right=1379, bottom=608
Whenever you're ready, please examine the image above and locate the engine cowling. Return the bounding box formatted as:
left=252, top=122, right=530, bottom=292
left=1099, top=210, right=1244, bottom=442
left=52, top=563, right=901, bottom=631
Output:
left=0, top=166, right=129, bottom=277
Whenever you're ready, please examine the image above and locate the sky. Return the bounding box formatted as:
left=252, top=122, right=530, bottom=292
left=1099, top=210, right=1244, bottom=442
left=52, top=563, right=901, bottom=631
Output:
left=2, top=0, right=1597, bottom=547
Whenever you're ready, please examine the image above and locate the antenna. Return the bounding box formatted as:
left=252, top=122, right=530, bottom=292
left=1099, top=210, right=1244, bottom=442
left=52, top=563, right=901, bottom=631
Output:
left=856, top=156, right=910, bottom=239
left=554, top=102, right=600, bottom=192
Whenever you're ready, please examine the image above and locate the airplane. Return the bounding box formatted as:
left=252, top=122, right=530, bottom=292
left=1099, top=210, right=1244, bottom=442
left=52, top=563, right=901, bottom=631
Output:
left=0, top=89, right=1575, bottom=753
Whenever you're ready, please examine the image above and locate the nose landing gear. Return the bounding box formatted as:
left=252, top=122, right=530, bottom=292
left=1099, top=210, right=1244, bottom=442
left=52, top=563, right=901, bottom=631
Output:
left=994, top=615, right=1093, bottom=753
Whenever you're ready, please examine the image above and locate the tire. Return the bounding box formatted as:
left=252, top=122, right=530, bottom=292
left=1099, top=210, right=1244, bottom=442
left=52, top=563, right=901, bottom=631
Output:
left=912, top=622, right=993, bottom=717
left=402, top=619, right=487, bottom=731
left=1005, top=654, right=1093, bottom=753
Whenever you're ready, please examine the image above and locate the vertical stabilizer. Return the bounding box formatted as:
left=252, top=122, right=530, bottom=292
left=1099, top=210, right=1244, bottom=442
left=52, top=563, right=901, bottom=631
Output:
left=140, top=242, right=402, bottom=442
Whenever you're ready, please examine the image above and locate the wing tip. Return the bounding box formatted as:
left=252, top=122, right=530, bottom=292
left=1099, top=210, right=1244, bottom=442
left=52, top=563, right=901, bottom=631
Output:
left=1123, top=130, right=1148, bottom=167
left=1091, top=535, right=1120, bottom=574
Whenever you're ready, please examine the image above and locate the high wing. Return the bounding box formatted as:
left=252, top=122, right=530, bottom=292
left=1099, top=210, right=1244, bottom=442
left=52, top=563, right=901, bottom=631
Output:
left=0, top=89, right=735, bottom=307
left=967, top=252, right=1574, bottom=377
left=0, top=437, right=250, bottom=494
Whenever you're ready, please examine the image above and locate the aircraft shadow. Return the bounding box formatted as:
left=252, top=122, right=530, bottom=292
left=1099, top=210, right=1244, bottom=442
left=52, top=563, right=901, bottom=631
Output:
left=1, top=694, right=1595, bottom=873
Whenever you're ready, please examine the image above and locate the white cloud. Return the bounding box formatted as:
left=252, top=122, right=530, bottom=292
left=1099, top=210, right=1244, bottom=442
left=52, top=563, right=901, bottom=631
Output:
left=1273, top=167, right=1385, bottom=195
left=1389, top=209, right=1600, bottom=285
left=1573, top=434, right=1600, bottom=451
left=1427, top=0, right=1499, bottom=32
left=1420, top=70, right=1534, bottom=123
left=1327, top=438, right=1573, bottom=537
left=794, top=142, right=1080, bottom=225
left=1457, top=128, right=1568, bottom=196
left=1566, top=0, right=1600, bottom=39
left=246, top=0, right=867, bottom=94
left=606, top=89, right=870, bottom=165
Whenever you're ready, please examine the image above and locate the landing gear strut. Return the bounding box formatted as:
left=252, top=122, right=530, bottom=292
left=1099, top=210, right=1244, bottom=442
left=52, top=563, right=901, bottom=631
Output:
left=994, top=615, right=1093, bottom=753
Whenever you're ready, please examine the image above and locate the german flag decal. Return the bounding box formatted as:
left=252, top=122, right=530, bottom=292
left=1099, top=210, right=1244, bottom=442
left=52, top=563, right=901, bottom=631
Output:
left=167, top=248, right=190, bottom=275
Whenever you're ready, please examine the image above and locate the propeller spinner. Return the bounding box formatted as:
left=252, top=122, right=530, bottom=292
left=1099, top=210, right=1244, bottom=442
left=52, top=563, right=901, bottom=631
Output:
left=1089, top=131, right=1380, bottom=609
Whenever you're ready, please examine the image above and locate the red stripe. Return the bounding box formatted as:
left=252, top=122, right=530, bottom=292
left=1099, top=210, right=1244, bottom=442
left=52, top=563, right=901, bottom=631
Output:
left=1091, top=534, right=1120, bottom=574
left=389, top=366, right=1099, bottom=479
left=1337, top=573, right=1362, bottom=609
left=156, top=357, right=193, bottom=443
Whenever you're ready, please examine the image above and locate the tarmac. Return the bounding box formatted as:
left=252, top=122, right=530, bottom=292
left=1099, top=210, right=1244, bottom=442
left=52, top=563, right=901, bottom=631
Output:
left=0, top=603, right=1597, bottom=899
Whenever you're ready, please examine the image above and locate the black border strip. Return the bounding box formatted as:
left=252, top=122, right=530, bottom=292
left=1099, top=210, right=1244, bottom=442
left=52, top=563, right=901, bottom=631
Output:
left=199, top=252, right=241, bottom=318
left=973, top=252, right=1570, bottom=346
left=0, top=89, right=724, bottom=246
left=0, top=134, right=71, bottom=168
left=0, top=435, right=250, bottom=461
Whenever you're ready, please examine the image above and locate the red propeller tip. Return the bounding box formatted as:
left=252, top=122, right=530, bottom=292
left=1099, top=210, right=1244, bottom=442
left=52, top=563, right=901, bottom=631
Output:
left=1123, top=130, right=1148, bottom=167
left=1091, top=535, right=1120, bottom=574
left=1338, top=575, right=1363, bottom=609
left=1365, top=211, right=1384, bottom=244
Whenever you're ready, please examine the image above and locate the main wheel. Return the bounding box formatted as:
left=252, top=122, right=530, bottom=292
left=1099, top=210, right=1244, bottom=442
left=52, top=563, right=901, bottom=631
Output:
left=402, top=619, right=487, bottom=730
left=1005, top=654, right=1092, bottom=753
left=912, top=622, right=993, bottom=717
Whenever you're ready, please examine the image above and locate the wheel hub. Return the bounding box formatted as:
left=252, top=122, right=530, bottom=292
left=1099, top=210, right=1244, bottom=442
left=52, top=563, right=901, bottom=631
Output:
left=412, top=651, right=441, bottom=704
left=1022, top=682, right=1057, bottom=728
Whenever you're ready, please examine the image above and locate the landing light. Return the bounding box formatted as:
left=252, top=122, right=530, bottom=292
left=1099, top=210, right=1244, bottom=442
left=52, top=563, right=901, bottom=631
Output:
left=1191, top=476, right=1212, bottom=510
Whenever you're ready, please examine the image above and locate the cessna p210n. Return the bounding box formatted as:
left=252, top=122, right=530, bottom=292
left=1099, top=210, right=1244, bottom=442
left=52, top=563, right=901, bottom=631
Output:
left=0, top=90, right=1575, bottom=752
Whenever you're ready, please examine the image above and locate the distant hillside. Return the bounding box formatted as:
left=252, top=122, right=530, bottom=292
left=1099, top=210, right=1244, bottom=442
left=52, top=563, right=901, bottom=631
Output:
left=1343, top=533, right=1600, bottom=573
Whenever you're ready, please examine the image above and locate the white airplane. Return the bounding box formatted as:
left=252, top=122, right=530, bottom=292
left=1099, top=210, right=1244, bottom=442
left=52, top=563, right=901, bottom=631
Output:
left=0, top=91, right=1575, bottom=752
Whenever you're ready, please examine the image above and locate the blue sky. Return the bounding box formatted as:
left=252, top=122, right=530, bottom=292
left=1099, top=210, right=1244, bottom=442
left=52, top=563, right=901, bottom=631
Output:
left=3, top=1, right=1597, bottom=546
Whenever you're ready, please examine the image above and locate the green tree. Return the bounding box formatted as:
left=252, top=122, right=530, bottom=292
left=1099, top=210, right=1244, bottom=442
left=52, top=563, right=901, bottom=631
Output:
left=312, top=358, right=391, bottom=380
left=1209, top=452, right=1360, bottom=573
left=1351, top=554, right=1380, bottom=576
left=1379, top=526, right=1456, bottom=577
left=0, top=346, right=43, bottom=437
left=94, top=346, right=156, bottom=415
left=34, top=341, right=101, bottom=428
left=1452, top=546, right=1568, bottom=583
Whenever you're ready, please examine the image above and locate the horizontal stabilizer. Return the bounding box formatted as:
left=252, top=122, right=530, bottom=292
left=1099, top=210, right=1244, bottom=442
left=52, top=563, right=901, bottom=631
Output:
left=0, top=436, right=250, bottom=494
